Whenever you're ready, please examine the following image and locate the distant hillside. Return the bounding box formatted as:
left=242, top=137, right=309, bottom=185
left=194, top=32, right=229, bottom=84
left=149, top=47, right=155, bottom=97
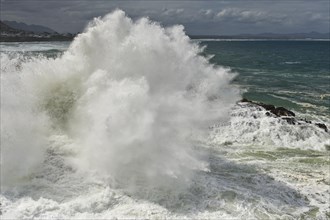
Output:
left=190, top=32, right=330, bottom=40
left=0, top=20, right=74, bottom=42
left=0, top=21, right=19, bottom=32
left=3, top=20, right=56, bottom=33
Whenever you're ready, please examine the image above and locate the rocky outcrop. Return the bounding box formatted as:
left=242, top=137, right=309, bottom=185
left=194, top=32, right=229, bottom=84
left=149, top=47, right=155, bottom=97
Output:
left=240, top=98, right=328, bottom=132
left=270, top=107, right=295, bottom=117
left=315, top=123, right=328, bottom=132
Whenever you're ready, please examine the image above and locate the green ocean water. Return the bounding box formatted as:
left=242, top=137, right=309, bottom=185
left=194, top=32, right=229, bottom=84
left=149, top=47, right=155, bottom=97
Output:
left=201, top=40, right=330, bottom=117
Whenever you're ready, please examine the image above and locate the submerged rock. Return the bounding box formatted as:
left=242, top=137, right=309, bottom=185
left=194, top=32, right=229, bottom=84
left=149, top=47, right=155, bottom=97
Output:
left=325, top=145, right=330, bottom=151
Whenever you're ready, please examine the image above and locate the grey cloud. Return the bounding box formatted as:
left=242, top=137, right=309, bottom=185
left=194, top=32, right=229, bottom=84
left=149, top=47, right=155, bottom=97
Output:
left=305, top=12, right=330, bottom=22
left=161, top=8, right=184, bottom=16
left=215, top=8, right=287, bottom=24
left=198, top=9, right=215, bottom=19
left=0, top=0, right=329, bottom=34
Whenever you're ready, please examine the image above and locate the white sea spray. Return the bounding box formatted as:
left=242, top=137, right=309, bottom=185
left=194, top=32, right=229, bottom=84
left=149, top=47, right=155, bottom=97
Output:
left=0, top=10, right=239, bottom=188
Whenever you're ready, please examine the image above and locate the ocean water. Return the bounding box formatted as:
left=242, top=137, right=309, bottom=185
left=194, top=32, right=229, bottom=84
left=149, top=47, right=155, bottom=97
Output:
left=1, top=10, right=329, bottom=219
left=200, top=40, right=330, bottom=117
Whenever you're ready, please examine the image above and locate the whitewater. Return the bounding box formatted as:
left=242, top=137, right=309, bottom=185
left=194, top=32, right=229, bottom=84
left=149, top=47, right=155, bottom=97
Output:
left=1, top=10, right=329, bottom=219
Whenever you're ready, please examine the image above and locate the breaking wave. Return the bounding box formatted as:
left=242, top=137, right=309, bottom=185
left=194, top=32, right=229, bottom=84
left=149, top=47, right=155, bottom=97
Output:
left=1, top=10, right=239, bottom=188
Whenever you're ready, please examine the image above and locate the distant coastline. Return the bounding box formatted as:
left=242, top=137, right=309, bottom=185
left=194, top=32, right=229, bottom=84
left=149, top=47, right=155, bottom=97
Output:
left=0, top=20, right=75, bottom=42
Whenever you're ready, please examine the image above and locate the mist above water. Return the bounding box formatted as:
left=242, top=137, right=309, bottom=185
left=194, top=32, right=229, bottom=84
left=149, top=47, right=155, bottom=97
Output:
left=1, top=10, right=239, bottom=188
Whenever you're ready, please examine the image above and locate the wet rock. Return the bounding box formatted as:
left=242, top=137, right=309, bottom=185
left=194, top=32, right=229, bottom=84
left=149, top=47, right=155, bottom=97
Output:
left=259, top=103, right=275, bottom=111
left=240, top=98, right=250, bottom=103
left=270, top=107, right=295, bottom=117
left=240, top=99, right=292, bottom=116
left=303, top=119, right=312, bottom=124
left=315, top=123, right=328, bottom=132
left=282, top=117, right=296, bottom=125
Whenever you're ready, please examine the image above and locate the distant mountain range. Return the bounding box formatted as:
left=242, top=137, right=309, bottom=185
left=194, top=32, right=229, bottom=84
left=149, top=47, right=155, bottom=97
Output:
left=2, top=20, right=57, bottom=34
left=0, top=20, right=75, bottom=42
left=190, top=32, right=330, bottom=40
left=0, top=21, right=16, bottom=32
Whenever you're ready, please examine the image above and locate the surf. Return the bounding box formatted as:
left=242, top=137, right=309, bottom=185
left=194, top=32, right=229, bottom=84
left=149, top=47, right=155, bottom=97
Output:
left=0, top=10, right=239, bottom=188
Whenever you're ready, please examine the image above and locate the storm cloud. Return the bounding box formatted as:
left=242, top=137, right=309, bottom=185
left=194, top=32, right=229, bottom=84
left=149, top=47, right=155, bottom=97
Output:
left=1, top=0, right=329, bottom=34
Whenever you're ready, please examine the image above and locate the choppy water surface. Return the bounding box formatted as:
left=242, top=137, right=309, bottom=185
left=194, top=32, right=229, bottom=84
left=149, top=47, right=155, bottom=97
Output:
left=201, top=40, right=330, bottom=117
left=1, top=10, right=329, bottom=219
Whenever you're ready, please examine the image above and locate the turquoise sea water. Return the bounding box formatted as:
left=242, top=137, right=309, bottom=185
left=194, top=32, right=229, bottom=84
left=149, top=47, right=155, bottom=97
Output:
left=201, top=40, right=330, bottom=117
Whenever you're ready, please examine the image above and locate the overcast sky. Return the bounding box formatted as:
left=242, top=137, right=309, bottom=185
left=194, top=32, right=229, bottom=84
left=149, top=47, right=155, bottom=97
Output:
left=1, top=0, right=329, bottom=34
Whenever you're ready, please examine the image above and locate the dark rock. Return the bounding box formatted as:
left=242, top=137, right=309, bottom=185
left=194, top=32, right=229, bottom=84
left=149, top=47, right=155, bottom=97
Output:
left=240, top=98, right=250, bottom=103
left=282, top=117, right=296, bottom=125
left=239, top=98, right=328, bottom=132
left=259, top=103, right=275, bottom=111
left=303, top=119, right=312, bottom=124
left=270, top=107, right=295, bottom=117
left=315, top=123, right=328, bottom=132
